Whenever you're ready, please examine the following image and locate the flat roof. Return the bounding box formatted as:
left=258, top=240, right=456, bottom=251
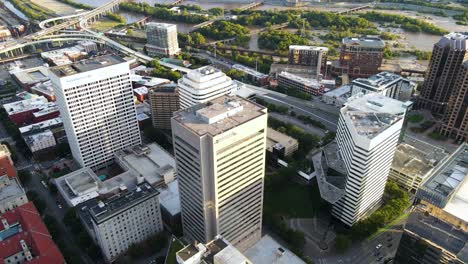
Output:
left=391, top=143, right=439, bottom=179
left=89, top=183, right=159, bottom=223
left=173, top=95, right=266, bottom=136
left=3, top=96, right=49, bottom=115
left=157, top=180, right=180, bottom=216
left=146, top=22, right=177, bottom=29
left=421, top=143, right=467, bottom=201
left=266, top=127, right=298, bottom=152
left=342, top=36, right=385, bottom=48
left=343, top=93, right=410, bottom=139
left=64, top=167, right=99, bottom=196
left=323, top=85, right=351, bottom=97
left=19, top=117, right=62, bottom=134
left=25, top=130, right=54, bottom=145
left=0, top=177, right=25, bottom=202
left=10, top=66, right=50, bottom=85
left=278, top=71, right=321, bottom=88
left=289, top=45, right=329, bottom=52
left=50, top=55, right=126, bottom=77
left=244, top=235, right=306, bottom=264
left=352, top=72, right=409, bottom=91
left=444, top=178, right=468, bottom=223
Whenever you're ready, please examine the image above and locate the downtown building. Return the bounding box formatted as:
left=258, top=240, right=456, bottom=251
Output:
left=49, top=55, right=141, bottom=170
left=178, top=66, right=238, bottom=109
left=172, top=95, right=267, bottom=251
left=146, top=22, right=180, bottom=56
left=288, top=45, right=328, bottom=78
left=313, top=93, right=411, bottom=226
left=332, top=36, right=385, bottom=78
left=149, top=83, right=180, bottom=130
left=417, top=33, right=468, bottom=117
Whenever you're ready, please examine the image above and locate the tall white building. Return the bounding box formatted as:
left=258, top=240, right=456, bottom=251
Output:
left=146, top=22, right=180, bottom=56
left=172, top=95, right=268, bottom=251
left=313, top=93, right=411, bottom=226
left=49, top=55, right=141, bottom=169
left=85, top=183, right=163, bottom=262
left=178, top=66, right=238, bottom=109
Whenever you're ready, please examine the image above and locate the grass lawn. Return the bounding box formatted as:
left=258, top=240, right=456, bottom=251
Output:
left=428, top=131, right=447, bottom=141
left=89, top=19, right=122, bottom=32
left=264, top=182, right=321, bottom=218
left=407, top=113, right=424, bottom=123
left=165, top=238, right=184, bottom=264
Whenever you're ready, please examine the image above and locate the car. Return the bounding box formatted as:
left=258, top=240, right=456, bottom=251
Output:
left=376, top=244, right=382, bottom=250
left=41, top=180, right=48, bottom=188
left=56, top=200, right=63, bottom=209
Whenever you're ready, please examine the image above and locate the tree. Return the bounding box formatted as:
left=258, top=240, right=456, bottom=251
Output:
left=208, top=7, right=224, bottom=16
left=191, top=32, right=206, bottom=45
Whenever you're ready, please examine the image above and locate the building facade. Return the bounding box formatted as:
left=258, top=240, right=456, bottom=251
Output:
left=49, top=55, right=141, bottom=169
left=146, top=22, right=180, bottom=56
left=172, top=96, right=267, bottom=251
left=178, top=66, right=238, bottom=109
left=417, top=33, right=468, bottom=116
left=337, top=36, right=385, bottom=78
left=149, top=84, right=180, bottom=130
left=351, top=72, right=416, bottom=102
left=277, top=71, right=325, bottom=96
left=87, top=183, right=163, bottom=262
left=288, top=45, right=328, bottom=78
left=439, top=61, right=468, bottom=142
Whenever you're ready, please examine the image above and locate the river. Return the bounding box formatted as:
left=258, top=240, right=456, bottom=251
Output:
left=1, top=0, right=29, bottom=21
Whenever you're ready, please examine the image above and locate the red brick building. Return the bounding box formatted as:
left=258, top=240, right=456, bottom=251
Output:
left=3, top=97, right=59, bottom=126
left=0, top=144, right=16, bottom=178
left=0, top=202, right=65, bottom=264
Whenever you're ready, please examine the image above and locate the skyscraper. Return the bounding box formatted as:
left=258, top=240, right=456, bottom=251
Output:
left=439, top=61, right=467, bottom=142
left=171, top=95, right=267, bottom=251
left=149, top=83, right=180, bottom=130
left=177, top=66, right=238, bottom=109
left=313, top=94, right=411, bottom=226
left=49, top=55, right=141, bottom=169
left=146, top=22, right=180, bottom=56
left=417, top=32, right=468, bottom=116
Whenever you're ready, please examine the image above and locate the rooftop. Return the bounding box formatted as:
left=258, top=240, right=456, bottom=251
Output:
left=266, top=127, right=298, bottom=153
left=50, top=55, right=126, bottom=77
left=173, top=95, right=266, bottom=136
left=19, top=117, right=62, bottom=135
left=352, top=72, right=410, bottom=91
left=343, top=93, right=411, bottom=139
left=436, top=32, right=468, bottom=51
left=419, top=143, right=468, bottom=206
left=131, top=74, right=170, bottom=87
left=9, top=66, right=50, bottom=85
left=278, top=71, right=322, bottom=88
left=0, top=176, right=25, bottom=203
left=25, top=130, right=55, bottom=145
left=244, top=235, right=306, bottom=264
left=32, top=102, right=58, bottom=118
left=89, top=182, right=159, bottom=224
left=0, top=202, right=64, bottom=264
left=289, top=45, right=329, bottom=52
left=342, top=36, right=385, bottom=48
left=157, top=180, right=180, bottom=216
left=3, top=96, right=48, bottom=115
left=323, top=85, right=351, bottom=97
left=391, top=143, right=443, bottom=180
left=146, top=22, right=177, bottom=29
left=31, top=80, right=56, bottom=96
left=150, top=83, right=178, bottom=94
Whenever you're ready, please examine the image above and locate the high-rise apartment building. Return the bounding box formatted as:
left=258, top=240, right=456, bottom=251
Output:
left=313, top=94, right=411, bottom=226
left=149, top=84, right=180, bottom=130
left=178, top=66, right=238, bottom=109
left=83, top=183, right=163, bottom=262
left=417, top=33, right=468, bottom=116
left=146, top=22, right=180, bottom=56
left=288, top=45, right=328, bottom=78
left=172, top=95, right=267, bottom=251
left=49, top=55, right=141, bottom=169
left=337, top=36, right=385, bottom=78
left=440, top=61, right=467, bottom=142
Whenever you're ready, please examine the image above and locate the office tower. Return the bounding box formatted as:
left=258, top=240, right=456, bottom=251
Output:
left=172, top=95, right=267, bottom=251
left=313, top=94, right=411, bottom=226
left=146, top=22, right=180, bottom=56
left=338, top=36, right=385, bottom=78
left=440, top=61, right=468, bottom=142
left=351, top=72, right=416, bottom=102
left=149, top=84, right=180, bottom=130
left=84, top=183, right=163, bottom=262
left=277, top=71, right=325, bottom=96
left=288, top=45, right=328, bottom=77
left=49, top=55, right=141, bottom=170
left=178, top=66, right=238, bottom=109
left=417, top=33, right=468, bottom=116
